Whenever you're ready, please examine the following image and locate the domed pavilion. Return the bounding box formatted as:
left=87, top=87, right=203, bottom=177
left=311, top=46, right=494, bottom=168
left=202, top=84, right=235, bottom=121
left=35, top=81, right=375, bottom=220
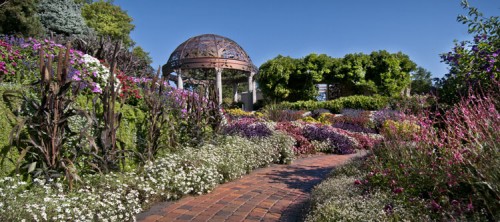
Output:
left=162, top=34, right=258, bottom=110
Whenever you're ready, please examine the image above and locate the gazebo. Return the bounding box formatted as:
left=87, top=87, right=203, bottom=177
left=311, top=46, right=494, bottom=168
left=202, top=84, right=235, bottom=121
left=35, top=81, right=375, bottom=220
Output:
left=162, top=34, right=258, bottom=111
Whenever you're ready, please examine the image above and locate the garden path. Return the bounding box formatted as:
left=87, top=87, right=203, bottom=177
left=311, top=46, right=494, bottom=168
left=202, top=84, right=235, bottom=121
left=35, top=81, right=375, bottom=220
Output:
left=137, top=151, right=366, bottom=222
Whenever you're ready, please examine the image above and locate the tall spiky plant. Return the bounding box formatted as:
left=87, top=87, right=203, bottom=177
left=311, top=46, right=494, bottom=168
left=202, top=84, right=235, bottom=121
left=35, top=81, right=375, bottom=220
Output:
left=9, top=42, right=82, bottom=188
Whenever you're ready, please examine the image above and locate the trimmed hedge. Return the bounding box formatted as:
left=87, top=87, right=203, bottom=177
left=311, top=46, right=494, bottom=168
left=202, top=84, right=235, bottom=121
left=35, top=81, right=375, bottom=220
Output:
left=278, top=95, right=389, bottom=113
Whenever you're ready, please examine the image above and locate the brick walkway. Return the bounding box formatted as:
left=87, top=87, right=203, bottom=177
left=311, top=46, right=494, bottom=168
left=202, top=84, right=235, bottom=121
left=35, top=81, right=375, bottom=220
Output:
left=137, top=151, right=365, bottom=222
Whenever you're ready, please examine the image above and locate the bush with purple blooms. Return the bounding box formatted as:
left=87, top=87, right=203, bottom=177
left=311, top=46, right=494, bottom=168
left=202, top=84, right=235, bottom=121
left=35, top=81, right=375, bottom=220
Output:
left=436, top=1, right=499, bottom=105
left=222, top=118, right=273, bottom=138
left=0, top=39, right=23, bottom=81
left=372, top=108, right=402, bottom=130
left=367, top=91, right=500, bottom=220
left=302, top=124, right=356, bottom=154
left=331, top=109, right=376, bottom=134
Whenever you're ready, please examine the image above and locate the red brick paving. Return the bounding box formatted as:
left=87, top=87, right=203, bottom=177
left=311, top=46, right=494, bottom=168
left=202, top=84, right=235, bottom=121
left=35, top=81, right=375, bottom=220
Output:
left=137, top=151, right=366, bottom=222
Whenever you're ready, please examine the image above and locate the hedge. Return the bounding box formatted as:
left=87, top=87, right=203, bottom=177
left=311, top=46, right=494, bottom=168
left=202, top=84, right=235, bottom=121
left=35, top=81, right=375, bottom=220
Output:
left=278, top=95, right=389, bottom=113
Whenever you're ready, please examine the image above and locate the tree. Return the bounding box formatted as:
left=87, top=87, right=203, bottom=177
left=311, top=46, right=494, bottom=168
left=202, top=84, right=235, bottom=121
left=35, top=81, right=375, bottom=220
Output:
left=437, top=0, right=499, bottom=104
left=81, top=0, right=134, bottom=43
left=37, top=0, right=92, bottom=36
left=330, top=53, right=375, bottom=97
left=257, top=55, right=298, bottom=102
left=367, top=50, right=416, bottom=97
left=132, top=46, right=152, bottom=66
left=411, top=67, right=432, bottom=95
left=288, top=53, right=331, bottom=101
left=0, top=0, right=43, bottom=36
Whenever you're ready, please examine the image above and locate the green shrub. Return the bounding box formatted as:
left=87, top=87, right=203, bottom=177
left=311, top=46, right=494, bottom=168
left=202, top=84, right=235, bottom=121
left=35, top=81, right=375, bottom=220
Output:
left=279, top=95, right=388, bottom=113
left=0, top=83, right=25, bottom=177
left=117, top=104, right=145, bottom=151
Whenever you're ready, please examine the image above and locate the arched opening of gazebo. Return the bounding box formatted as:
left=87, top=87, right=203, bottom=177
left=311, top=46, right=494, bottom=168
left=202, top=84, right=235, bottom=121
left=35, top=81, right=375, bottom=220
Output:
left=162, top=34, right=258, bottom=111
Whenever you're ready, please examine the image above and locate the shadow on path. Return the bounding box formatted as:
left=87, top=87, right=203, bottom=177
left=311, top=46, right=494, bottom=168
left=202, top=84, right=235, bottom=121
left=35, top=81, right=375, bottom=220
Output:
left=266, top=165, right=335, bottom=193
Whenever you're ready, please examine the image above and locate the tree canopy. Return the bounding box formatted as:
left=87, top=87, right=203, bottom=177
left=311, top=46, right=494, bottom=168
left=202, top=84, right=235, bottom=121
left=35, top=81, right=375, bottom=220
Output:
left=0, top=0, right=44, bottom=36
left=81, top=0, right=134, bottom=43
left=258, top=51, right=418, bottom=102
left=257, top=55, right=298, bottom=102
left=367, top=50, right=416, bottom=96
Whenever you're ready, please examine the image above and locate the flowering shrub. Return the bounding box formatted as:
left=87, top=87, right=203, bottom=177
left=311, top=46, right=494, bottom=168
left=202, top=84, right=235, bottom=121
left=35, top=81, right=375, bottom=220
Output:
left=221, top=117, right=272, bottom=138
left=0, top=36, right=127, bottom=94
left=0, top=176, right=142, bottom=222
left=197, top=135, right=295, bottom=182
left=224, top=108, right=254, bottom=120
left=257, top=132, right=296, bottom=164
left=0, top=134, right=295, bottom=221
left=381, top=119, right=420, bottom=140
left=437, top=2, right=499, bottom=104
left=341, top=130, right=383, bottom=150
left=275, top=122, right=315, bottom=155
left=301, top=116, right=320, bottom=123
left=317, top=113, right=336, bottom=124
left=0, top=39, right=23, bottom=81
left=372, top=108, right=402, bottom=130
left=367, top=94, right=500, bottom=220
left=331, top=109, right=376, bottom=134
left=116, top=71, right=141, bottom=99
left=302, top=124, right=356, bottom=154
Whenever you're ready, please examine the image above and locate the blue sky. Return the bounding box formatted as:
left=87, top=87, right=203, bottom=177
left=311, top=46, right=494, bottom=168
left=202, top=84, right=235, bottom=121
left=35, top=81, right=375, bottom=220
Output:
left=114, top=0, right=499, bottom=78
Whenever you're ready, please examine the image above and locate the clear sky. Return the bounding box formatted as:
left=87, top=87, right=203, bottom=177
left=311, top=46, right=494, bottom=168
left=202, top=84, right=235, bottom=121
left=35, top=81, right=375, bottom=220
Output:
left=114, top=0, right=499, bottom=78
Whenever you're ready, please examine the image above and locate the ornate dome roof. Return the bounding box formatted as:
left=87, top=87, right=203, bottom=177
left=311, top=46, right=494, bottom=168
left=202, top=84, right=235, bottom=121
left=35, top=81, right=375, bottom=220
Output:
left=163, top=34, right=257, bottom=74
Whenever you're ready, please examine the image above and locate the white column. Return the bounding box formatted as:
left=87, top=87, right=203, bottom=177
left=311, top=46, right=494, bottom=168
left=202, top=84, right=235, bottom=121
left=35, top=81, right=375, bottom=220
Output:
left=216, top=68, right=223, bottom=105
left=247, top=72, right=255, bottom=111
left=233, top=83, right=238, bottom=103
left=176, top=69, right=183, bottom=90
left=252, top=80, right=257, bottom=103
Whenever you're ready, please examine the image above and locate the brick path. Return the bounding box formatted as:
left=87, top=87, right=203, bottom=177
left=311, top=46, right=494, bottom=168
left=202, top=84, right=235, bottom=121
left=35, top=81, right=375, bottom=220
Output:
left=137, top=151, right=365, bottom=222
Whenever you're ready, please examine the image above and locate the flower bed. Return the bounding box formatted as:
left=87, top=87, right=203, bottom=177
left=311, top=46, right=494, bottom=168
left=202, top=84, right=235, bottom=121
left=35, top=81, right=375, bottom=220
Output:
left=0, top=135, right=295, bottom=221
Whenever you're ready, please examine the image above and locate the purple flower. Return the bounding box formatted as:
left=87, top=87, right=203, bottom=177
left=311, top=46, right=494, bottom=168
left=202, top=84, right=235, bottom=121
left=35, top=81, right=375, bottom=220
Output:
left=222, top=118, right=272, bottom=138
left=72, top=75, right=81, bottom=81
left=471, top=45, right=478, bottom=52
left=91, top=83, right=102, bottom=93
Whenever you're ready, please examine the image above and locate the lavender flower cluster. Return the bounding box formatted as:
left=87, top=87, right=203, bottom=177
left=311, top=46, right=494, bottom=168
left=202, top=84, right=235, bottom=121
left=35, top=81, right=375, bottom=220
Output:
left=302, top=124, right=356, bottom=154
left=372, top=108, right=402, bottom=130
left=222, top=118, right=273, bottom=138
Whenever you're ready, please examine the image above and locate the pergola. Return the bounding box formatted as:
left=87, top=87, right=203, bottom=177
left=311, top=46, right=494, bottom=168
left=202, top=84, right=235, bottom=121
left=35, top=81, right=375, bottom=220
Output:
left=162, top=34, right=258, bottom=111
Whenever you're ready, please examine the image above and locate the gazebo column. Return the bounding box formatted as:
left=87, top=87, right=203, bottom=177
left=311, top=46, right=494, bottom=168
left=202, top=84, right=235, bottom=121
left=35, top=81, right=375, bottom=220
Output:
left=252, top=80, right=257, bottom=103
left=176, top=69, right=183, bottom=90
left=246, top=72, right=255, bottom=111
left=233, top=83, right=238, bottom=103
left=216, top=68, right=223, bottom=105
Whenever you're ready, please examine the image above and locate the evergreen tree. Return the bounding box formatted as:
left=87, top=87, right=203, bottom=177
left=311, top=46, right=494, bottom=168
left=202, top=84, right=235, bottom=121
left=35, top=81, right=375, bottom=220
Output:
left=37, top=0, right=92, bottom=36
